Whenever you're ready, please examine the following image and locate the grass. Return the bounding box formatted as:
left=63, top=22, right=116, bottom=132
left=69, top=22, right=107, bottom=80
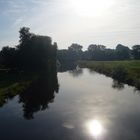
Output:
left=78, top=60, right=140, bottom=90
left=0, top=71, right=38, bottom=107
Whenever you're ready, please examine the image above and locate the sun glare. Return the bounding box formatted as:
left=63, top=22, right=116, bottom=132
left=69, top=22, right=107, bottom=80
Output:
left=70, top=0, right=114, bottom=17
left=86, top=119, right=103, bottom=137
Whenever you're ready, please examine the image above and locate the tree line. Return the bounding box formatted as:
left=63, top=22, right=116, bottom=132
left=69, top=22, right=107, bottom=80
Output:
left=0, top=27, right=57, bottom=71
left=0, top=27, right=140, bottom=70
left=57, top=43, right=140, bottom=62
left=0, top=27, right=59, bottom=114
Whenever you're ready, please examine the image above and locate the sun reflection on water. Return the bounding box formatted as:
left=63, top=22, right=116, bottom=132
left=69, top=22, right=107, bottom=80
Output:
left=86, top=119, right=103, bottom=138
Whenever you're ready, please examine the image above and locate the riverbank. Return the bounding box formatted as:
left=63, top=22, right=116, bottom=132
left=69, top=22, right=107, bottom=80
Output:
left=0, top=65, right=58, bottom=107
left=78, top=60, right=140, bottom=90
left=0, top=71, right=38, bottom=107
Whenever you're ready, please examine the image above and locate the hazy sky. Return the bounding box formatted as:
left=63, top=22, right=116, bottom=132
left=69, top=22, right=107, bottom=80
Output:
left=0, top=0, right=140, bottom=50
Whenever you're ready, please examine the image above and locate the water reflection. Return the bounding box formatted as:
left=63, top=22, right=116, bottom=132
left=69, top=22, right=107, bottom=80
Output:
left=1, top=67, right=140, bottom=140
left=19, top=70, right=59, bottom=120
left=0, top=65, right=59, bottom=119
left=69, top=66, right=83, bottom=77
left=112, top=80, right=124, bottom=90
left=88, top=69, right=96, bottom=74
left=57, top=61, right=77, bottom=72
left=86, top=119, right=104, bottom=139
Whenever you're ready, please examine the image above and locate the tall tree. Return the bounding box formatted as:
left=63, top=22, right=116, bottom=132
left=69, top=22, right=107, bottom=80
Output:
left=18, top=27, right=32, bottom=49
left=0, top=27, right=58, bottom=71
left=87, top=44, right=106, bottom=60
left=132, top=45, right=140, bottom=59
left=116, top=44, right=130, bottom=60
left=68, top=43, right=83, bottom=52
left=0, top=46, right=17, bottom=68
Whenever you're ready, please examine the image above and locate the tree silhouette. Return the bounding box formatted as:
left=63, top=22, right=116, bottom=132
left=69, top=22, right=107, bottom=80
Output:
left=0, top=46, right=17, bottom=68
left=132, top=45, right=140, bottom=59
left=0, top=27, right=57, bottom=71
left=116, top=44, right=130, bottom=60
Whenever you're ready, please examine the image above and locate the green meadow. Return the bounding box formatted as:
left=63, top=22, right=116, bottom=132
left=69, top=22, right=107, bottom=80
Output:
left=79, top=60, right=140, bottom=89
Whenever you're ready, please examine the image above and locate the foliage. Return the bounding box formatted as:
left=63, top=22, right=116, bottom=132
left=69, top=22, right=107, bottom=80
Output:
left=0, top=27, right=59, bottom=119
left=57, top=45, right=83, bottom=63
left=132, top=45, right=140, bottom=60
left=78, top=60, right=140, bottom=90
left=115, top=44, right=130, bottom=60
left=57, top=43, right=137, bottom=63
left=0, top=46, right=18, bottom=68
left=0, top=71, right=36, bottom=107
left=0, top=27, right=57, bottom=71
left=68, top=43, right=83, bottom=52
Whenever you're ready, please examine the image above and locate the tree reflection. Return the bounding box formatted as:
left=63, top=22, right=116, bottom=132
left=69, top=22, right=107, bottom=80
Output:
left=0, top=64, right=59, bottom=120
left=68, top=66, right=83, bottom=77
left=19, top=68, right=59, bottom=120
left=112, top=80, right=124, bottom=90
left=57, top=61, right=77, bottom=72
left=88, top=69, right=96, bottom=74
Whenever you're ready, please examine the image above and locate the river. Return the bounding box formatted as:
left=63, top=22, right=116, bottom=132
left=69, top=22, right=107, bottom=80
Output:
left=0, top=68, right=140, bottom=140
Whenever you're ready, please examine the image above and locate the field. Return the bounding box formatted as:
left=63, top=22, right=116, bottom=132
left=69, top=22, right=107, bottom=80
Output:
left=78, top=60, right=140, bottom=89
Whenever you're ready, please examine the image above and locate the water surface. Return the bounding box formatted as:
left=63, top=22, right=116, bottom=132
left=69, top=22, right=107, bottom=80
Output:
left=0, top=68, right=140, bottom=140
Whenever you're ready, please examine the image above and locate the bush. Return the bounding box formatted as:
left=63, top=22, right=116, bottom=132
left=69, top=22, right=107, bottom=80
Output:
left=112, top=66, right=128, bottom=82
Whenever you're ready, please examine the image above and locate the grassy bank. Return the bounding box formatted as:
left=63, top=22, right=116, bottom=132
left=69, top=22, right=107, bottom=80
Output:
left=78, top=60, right=140, bottom=90
left=0, top=71, right=38, bottom=107
left=0, top=65, right=58, bottom=107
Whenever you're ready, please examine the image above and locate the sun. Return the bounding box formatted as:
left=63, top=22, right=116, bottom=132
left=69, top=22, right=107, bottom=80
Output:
left=70, top=0, right=114, bottom=17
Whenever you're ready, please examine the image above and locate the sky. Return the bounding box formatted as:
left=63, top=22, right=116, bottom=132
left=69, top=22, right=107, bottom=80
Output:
left=0, top=0, right=140, bottom=50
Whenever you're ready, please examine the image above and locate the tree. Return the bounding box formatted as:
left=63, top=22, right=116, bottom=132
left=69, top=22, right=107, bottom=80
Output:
left=57, top=43, right=83, bottom=62
left=68, top=43, right=83, bottom=52
left=17, top=27, right=32, bottom=49
left=104, top=49, right=116, bottom=60
left=115, top=44, right=130, bottom=60
left=132, top=45, right=140, bottom=59
left=87, top=44, right=106, bottom=60
left=0, top=46, right=17, bottom=68
left=0, top=27, right=58, bottom=71
left=88, top=44, right=106, bottom=51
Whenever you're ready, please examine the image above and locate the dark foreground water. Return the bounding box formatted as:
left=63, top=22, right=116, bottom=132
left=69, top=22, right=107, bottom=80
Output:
left=0, top=68, right=140, bottom=140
